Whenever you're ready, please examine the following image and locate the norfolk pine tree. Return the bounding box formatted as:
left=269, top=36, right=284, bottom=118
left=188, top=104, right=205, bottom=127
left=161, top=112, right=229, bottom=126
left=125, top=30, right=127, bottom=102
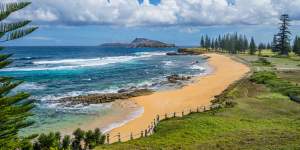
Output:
left=276, top=14, right=292, bottom=56
left=293, top=36, right=300, bottom=55
left=0, top=1, right=38, bottom=149
left=249, top=37, right=257, bottom=55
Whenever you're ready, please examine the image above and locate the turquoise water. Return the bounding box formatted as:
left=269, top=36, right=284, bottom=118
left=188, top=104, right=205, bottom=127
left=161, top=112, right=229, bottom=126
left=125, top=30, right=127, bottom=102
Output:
left=1, top=46, right=208, bottom=135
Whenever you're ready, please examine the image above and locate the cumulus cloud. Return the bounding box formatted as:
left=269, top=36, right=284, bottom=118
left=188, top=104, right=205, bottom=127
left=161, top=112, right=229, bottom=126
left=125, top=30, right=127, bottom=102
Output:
left=6, top=0, right=300, bottom=26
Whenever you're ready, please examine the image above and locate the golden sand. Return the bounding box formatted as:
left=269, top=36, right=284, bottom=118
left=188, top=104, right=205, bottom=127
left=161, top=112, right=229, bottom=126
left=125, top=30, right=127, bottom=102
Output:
left=107, top=53, right=250, bottom=142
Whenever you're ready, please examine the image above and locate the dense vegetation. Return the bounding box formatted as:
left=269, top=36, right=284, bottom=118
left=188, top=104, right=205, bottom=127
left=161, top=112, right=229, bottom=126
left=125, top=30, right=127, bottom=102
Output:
left=250, top=71, right=300, bottom=103
left=200, top=33, right=250, bottom=54
left=199, top=14, right=300, bottom=57
left=0, top=2, right=38, bottom=149
left=32, top=128, right=105, bottom=150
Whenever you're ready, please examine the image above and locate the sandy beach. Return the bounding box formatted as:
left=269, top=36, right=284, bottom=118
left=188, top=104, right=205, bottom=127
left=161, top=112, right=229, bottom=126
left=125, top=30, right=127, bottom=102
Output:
left=107, top=53, right=250, bottom=142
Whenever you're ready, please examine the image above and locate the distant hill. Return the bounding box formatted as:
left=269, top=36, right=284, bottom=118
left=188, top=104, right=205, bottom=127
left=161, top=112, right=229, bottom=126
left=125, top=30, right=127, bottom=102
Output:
left=99, top=38, right=175, bottom=48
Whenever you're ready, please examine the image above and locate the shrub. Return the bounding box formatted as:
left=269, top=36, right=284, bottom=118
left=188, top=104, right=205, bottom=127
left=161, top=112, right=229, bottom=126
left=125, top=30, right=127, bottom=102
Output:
left=72, top=128, right=85, bottom=150
left=62, top=135, right=71, bottom=150
left=250, top=71, right=300, bottom=100
left=224, top=100, right=237, bottom=108
left=250, top=71, right=277, bottom=84
left=252, top=57, right=273, bottom=66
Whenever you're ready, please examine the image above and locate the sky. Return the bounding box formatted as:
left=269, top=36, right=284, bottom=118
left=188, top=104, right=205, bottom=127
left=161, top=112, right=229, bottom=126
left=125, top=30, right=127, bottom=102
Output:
left=3, top=0, right=300, bottom=46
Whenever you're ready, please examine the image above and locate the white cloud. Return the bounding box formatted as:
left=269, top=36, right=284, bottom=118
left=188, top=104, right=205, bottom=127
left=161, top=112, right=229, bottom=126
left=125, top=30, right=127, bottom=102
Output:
left=6, top=0, right=300, bottom=26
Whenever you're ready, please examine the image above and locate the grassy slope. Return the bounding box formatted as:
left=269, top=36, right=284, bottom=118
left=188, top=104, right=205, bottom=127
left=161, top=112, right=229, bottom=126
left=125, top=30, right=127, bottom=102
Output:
left=97, top=52, right=300, bottom=150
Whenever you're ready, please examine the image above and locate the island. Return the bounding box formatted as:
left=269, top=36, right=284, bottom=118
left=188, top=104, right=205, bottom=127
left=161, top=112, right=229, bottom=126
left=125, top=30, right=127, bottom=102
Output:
left=99, top=38, right=176, bottom=48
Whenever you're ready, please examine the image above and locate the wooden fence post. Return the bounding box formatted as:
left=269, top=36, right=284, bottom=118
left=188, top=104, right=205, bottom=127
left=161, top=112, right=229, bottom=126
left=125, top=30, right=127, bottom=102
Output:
left=182, top=111, right=184, bottom=117
left=148, top=125, right=150, bottom=133
left=106, top=134, right=110, bottom=144
left=156, top=115, right=160, bottom=122
left=145, top=129, right=148, bottom=137
left=165, top=113, right=168, bottom=119
left=118, top=133, right=121, bottom=142
left=130, top=132, right=133, bottom=140
left=141, top=131, right=144, bottom=137
left=173, top=112, right=176, bottom=118
left=197, top=107, right=199, bottom=112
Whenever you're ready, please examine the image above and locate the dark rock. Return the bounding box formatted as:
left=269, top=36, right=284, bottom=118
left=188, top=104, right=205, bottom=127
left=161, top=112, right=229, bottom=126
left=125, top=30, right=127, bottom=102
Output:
left=177, top=48, right=205, bottom=55
left=167, top=74, right=192, bottom=83
left=58, top=89, right=153, bottom=106
left=166, top=52, right=189, bottom=56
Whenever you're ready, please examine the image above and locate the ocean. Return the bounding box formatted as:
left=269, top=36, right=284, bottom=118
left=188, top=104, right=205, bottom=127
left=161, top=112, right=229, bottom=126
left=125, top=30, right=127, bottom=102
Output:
left=0, top=46, right=209, bottom=135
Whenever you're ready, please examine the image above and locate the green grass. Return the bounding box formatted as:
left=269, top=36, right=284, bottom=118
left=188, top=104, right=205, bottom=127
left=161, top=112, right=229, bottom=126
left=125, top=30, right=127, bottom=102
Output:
left=238, top=54, right=300, bottom=71
left=97, top=78, right=300, bottom=150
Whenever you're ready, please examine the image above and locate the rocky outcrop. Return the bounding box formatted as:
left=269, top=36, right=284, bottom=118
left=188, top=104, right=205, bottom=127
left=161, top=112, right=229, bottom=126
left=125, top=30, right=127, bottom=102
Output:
left=129, top=38, right=175, bottom=48
left=58, top=89, right=153, bottom=106
left=99, top=38, right=175, bottom=48
left=167, top=74, right=192, bottom=83
left=166, top=52, right=189, bottom=56
left=177, top=48, right=205, bottom=55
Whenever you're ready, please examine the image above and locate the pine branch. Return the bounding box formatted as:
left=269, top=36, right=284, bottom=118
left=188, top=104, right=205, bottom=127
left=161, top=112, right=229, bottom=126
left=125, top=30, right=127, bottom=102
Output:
left=0, top=77, right=13, bottom=83
left=5, top=27, right=38, bottom=41
left=0, top=92, right=30, bottom=106
left=0, top=60, right=12, bottom=69
left=0, top=54, right=12, bottom=62
left=0, top=2, right=31, bottom=21
left=0, top=81, right=23, bottom=97
left=0, top=20, right=31, bottom=33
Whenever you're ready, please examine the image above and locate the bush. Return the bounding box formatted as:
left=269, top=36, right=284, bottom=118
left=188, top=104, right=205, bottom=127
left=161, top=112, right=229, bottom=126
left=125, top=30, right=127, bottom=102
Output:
left=250, top=71, right=277, bottom=84
left=224, top=100, right=237, bottom=108
left=30, top=128, right=105, bottom=150
left=252, top=57, right=273, bottom=66
left=250, top=71, right=300, bottom=100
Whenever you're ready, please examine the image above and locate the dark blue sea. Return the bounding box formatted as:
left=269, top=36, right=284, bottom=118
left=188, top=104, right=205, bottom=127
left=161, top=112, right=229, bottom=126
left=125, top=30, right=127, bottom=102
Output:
left=1, top=46, right=209, bottom=135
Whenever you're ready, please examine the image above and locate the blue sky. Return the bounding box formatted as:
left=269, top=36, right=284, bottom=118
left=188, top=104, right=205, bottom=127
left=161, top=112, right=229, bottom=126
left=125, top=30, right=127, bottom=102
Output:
left=3, top=0, right=300, bottom=46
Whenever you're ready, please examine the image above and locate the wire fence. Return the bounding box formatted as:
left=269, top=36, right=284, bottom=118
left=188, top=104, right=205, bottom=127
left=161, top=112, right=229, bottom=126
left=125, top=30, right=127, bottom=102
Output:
left=105, top=104, right=221, bottom=144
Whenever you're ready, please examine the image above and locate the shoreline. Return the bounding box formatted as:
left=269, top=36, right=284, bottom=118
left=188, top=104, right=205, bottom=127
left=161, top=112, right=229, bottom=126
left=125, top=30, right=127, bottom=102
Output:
left=107, top=53, right=250, bottom=142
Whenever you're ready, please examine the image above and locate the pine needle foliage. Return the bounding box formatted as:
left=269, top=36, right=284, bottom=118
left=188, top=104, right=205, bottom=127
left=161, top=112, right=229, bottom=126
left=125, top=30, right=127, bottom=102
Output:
left=0, top=1, right=37, bottom=149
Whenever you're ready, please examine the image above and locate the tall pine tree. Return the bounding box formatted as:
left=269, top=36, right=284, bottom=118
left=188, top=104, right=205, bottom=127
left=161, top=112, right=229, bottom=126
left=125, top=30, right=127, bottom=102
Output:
left=249, top=37, right=256, bottom=55
left=200, top=36, right=205, bottom=48
left=293, top=36, right=300, bottom=55
left=0, top=1, right=38, bottom=149
left=276, top=14, right=292, bottom=56
left=272, top=35, right=279, bottom=52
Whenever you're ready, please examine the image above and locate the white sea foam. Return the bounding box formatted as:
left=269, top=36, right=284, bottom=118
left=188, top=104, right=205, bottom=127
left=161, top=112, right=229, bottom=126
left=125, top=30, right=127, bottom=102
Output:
left=162, top=60, right=175, bottom=67
left=55, top=103, right=112, bottom=114
left=14, top=82, right=46, bottom=91
left=190, top=65, right=206, bottom=71
left=2, top=51, right=167, bottom=72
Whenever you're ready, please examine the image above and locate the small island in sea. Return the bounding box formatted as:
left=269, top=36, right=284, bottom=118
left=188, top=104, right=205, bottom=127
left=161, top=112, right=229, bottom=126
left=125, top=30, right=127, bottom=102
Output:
left=100, top=38, right=176, bottom=48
